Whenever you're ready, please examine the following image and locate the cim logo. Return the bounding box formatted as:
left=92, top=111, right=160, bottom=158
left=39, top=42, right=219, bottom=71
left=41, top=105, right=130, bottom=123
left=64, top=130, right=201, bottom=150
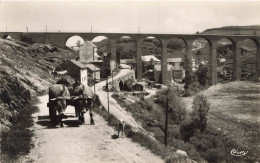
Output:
left=230, top=149, right=248, bottom=156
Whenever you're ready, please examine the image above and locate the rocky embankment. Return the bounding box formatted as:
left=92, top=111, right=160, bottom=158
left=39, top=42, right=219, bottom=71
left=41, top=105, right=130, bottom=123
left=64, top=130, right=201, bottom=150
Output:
left=0, top=38, right=59, bottom=149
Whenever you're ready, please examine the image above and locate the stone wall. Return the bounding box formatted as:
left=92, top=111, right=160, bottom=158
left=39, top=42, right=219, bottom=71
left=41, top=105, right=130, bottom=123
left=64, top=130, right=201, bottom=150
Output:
left=110, top=70, right=135, bottom=91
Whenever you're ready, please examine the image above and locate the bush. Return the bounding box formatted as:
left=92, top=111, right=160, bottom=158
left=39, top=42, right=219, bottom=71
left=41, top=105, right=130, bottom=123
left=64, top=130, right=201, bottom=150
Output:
left=195, top=64, right=210, bottom=86
left=182, top=55, right=193, bottom=92
left=143, top=100, right=153, bottom=111
left=124, top=78, right=134, bottom=91
left=1, top=127, right=33, bottom=156
left=170, top=140, right=203, bottom=162
left=190, top=132, right=225, bottom=163
left=191, top=94, right=210, bottom=133
left=180, top=119, right=196, bottom=142
left=1, top=101, right=37, bottom=158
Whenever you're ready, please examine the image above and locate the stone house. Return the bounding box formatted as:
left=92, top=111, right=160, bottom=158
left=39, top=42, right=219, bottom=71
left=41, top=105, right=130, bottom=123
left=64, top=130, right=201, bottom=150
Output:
left=154, top=57, right=185, bottom=83
left=56, top=59, right=88, bottom=86
left=85, top=64, right=101, bottom=83
left=79, top=41, right=100, bottom=63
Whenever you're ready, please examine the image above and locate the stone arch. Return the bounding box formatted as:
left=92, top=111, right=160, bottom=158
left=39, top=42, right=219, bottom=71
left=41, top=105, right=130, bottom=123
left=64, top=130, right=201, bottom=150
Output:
left=216, top=37, right=236, bottom=82
left=116, top=36, right=137, bottom=64
left=187, top=37, right=213, bottom=85
left=119, top=79, right=124, bottom=91
left=191, top=37, right=212, bottom=68
left=141, top=36, right=162, bottom=83
left=91, top=36, right=111, bottom=54
left=238, top=38, right=258, bottom=80
left=167, top=37, right=187, bottom=83
left=91, top=36, right=111, bottom=78
left=65, top=35, right=84, bottom=52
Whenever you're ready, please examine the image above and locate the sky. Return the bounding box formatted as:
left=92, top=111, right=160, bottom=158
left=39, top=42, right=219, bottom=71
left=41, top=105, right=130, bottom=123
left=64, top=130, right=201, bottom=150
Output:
left=0, top=0, right=260, bottom=34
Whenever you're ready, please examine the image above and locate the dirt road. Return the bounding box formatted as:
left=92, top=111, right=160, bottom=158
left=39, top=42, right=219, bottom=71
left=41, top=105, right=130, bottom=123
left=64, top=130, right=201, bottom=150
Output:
left=22, top=94, right=163, bottom=163
left=92, top=67, right=146, bottom=133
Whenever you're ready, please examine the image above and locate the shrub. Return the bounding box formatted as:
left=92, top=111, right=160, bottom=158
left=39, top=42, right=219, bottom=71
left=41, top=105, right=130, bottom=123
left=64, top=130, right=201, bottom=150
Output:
left=195, top=63, right=210, bottom=86
left=191, top=94, right=210, bottom=133
left=169, top=98, right=186, bottom=124
left=1, top=127, right=33, bottom=156
left=169, top=137, right=203, bottom=162
left=190, top=132, right=225, bottom=163
left=124, top=78, right=134, bottom=91
left=156, top=87, right=186, bottom=124
left=180, top=119, right=196, bottom=142
left=169, top=126, right=181, bottom=139
left=143, top=100, right=153, bottom=111
left=182, top=55, right=193, bottom=93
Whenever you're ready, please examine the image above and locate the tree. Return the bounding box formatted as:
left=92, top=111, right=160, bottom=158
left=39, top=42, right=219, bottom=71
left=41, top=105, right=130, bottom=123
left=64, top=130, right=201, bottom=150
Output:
left=191, top=94, right=210, bottom=133
left=168, top=91, right=186, bottom=124
left=149, top=58, right=155, bottom=65
left=182, top=55, right=193, bottom=94
left=156, top=87, right=186, bottom=124
left=76, top=40, right=82, bottom=47
left=196, top=63, right=210, bottom=86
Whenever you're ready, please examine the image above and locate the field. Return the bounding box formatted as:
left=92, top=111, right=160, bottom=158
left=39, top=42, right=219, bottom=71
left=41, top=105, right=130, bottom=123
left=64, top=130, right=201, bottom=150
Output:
left=181, top=81, right=260, bottom=162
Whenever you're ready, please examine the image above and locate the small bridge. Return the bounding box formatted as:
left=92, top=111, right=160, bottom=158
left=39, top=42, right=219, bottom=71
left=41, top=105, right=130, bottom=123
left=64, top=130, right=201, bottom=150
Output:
left=1, top=32, right=260, bottom=85
left=109, top=69, right=135, bottom=92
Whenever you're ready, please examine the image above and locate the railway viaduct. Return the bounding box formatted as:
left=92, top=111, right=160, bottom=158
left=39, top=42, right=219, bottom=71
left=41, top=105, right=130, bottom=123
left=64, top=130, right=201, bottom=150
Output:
left=1, top=32, right=260, bottom=85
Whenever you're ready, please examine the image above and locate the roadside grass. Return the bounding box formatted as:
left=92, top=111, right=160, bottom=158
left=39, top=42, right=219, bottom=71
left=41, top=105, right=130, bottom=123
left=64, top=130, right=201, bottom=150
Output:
left=93, top=102, right=192, bottom=163
left=1, top=97, right=39, bottom=161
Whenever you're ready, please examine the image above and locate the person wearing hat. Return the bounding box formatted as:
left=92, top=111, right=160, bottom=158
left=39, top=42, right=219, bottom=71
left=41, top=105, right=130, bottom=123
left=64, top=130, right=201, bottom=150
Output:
left=73, top=78, right=81, bottom=91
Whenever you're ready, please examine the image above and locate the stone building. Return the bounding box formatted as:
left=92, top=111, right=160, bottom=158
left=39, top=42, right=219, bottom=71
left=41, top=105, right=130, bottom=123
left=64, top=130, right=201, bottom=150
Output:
left=56, top=59, right=88, bottom=86
left=79, top=41, right=99, bottom=63
left=167, top=58, right=185, bottom=81
left=86, top=64, right=101, bottom=82
left=154, top=57, right=185, bottom=83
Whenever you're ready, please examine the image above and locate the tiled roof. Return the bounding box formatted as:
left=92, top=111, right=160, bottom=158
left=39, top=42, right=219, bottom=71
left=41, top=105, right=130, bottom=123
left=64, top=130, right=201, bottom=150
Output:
left=88, top=41, right=97, bottom=48
left=142, top=55, right=161, bottom=62
left=82, top=41, right=97, bottom=48
left=70, top=59, right=87, bottom=69
left=167, top=58, right=183, bottom=63
left=85, top=64, right=100, bottom=71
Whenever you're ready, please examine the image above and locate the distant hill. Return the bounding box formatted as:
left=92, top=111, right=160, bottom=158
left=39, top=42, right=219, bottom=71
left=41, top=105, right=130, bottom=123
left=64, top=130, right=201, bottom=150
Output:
left=201, top=25, right=260, bottom=35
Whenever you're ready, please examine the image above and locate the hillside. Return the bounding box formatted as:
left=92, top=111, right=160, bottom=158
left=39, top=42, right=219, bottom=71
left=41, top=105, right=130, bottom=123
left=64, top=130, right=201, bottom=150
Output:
left=0, top=38, right=77, bottom=160
left=202, top=25, right=260, bottom=35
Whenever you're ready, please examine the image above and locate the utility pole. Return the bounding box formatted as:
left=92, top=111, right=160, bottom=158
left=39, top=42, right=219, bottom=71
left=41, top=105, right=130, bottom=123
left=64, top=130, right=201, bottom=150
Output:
left=107, top=78, right=109, bottom=113
left=164, top=98, right=169, bottom=146
left=112, top=70, right=113, bottom=90
left=26, top=27, right=28, bottom=32
left=93, top=77, right=96, bottom=111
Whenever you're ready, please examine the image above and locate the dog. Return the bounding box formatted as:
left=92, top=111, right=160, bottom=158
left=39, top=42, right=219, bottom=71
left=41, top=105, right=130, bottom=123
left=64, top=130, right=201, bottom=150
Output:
left=117, top=119, right=125, bottom=137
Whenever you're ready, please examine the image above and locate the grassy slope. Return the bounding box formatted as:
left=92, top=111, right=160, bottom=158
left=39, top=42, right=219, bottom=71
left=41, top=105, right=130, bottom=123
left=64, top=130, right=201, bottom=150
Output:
left=181, top=81, right=260, bottom=162
left=0, top=38, right=76, bottom=161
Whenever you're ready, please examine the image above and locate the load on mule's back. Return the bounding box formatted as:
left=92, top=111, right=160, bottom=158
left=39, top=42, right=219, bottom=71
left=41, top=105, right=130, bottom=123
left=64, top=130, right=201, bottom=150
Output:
left=71, top=79, right=95, bottom=125
left=48, top=84, right=70, bottom=126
